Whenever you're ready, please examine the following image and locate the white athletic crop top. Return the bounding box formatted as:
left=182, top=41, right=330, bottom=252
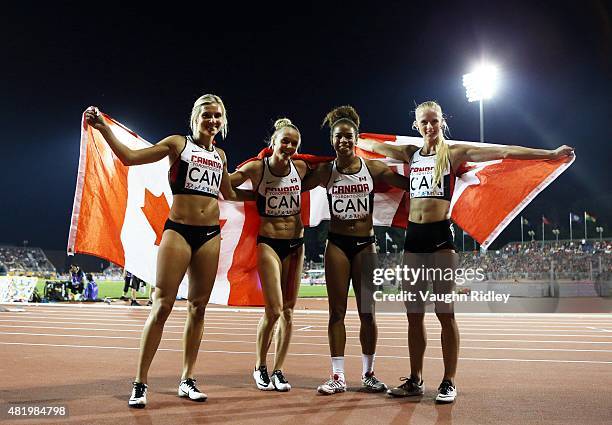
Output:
left=256, top=157, right=302, bottom=217
left=326, top=158, right=374, bottom=220
left=168, top=136, right=223, bottom=198
left=408, top=149, right=455, bottom=201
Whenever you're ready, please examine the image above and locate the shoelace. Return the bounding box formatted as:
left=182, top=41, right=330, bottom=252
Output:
left=182, top=378, right=200, bottom=392
left=398, top=376, right=419, bottom=390
left=326, top=377, right=345, bottom=388
left=272, top=370, right=288, bottom=384
left=438, top=380, right=454, bottom=394
left=363, top=374, right=381, bottom=386
left=132, top=382, right=147, bottom=398
left=258, top=366, right=271, bottom=384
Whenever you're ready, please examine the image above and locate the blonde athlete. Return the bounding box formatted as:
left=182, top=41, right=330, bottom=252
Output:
left=230, top=118, right=308, bottom=392
left=85, top=94, right=253, bottom=408
left=358, top=100, right=574, bottom=403
left=302, top=106, right=411, bottom=395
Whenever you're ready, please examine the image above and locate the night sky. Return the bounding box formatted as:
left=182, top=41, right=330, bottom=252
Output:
left=2, top=1, right=611, bottom=250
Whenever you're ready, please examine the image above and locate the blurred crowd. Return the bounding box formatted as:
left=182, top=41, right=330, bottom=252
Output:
left=0, top=246, right=56, bottom=276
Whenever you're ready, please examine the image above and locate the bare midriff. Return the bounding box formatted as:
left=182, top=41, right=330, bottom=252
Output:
left=168, top=194, right=220, bottom=226
left=408, top=197, right=450, bottom=223
left=329, top=215, right=373, bottom=237
left=259, top=215, right=304, bottom=239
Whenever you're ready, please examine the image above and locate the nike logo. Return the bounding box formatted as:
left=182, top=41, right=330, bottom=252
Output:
left=333, top=179, right=342, bottom=183
left=290, top=243, right=300, bottom=249
left=412, top=160, right=420, bottom=164
left=206, top=231, right=218, bottom=236
left=266, top=181, right=275, bottom=184
left=435, top=241, right=446, bottom=247
left=357, top=241, right=370, bottom=246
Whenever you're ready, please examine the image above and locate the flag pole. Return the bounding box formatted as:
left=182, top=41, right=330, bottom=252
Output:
left=542, top=216, right=545, bottom=245
left=569, top=213, right=573, bottom=241
left=584, top=211, right=587, bottom=239
left=521, top=217, right=524, bottom=244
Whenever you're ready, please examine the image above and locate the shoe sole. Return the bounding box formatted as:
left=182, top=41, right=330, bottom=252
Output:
left=178, top=390, right=207, bottom=401
left=361, top=385, right=388, bottom=393
left=273, top=384, right=291, bottom=392
left=128, top=402, right=146, bottom=409
left=317, top=387, right=346, bottom=395
left=435, top=396, right=456, bottom=404
left=387, top=391, right=424, bottom=398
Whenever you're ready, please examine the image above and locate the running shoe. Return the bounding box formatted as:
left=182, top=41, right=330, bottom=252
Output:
left=271, top=370, right=291, bottom=392
left=128, top=382, right=147, bottom=408
left=387, top=376, right=424, bottom=397
left=130, top=300, right=141, bottom=306
left=435, top=380, right=457, bottom=404
left=178, top=378, right=208, bottom=401
left=361, top=371, right=387, bottom=392
left=317, top=374, right=347, bottom=395
left=253, top=365, right=274, bottom=391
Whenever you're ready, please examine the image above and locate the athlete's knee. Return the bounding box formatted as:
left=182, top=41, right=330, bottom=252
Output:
left=264, top=305, right=282, bottom=322
left=407, top=312, right=425, bottom=326
left=187, top=299, right=207, bottom=319
left=281, top=307, right=293, bottom=324
left=358, top=312, right=375, bottom=326
left=436, top=312, right=456, bottom=327
left=152, top=299, right=174, bottom=324
left=329, top=305, right=347, bottom=325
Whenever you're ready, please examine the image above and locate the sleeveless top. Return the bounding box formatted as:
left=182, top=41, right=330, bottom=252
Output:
left=408, top=148, right=455, bottom=201
left=326, top=158, right=374, bottom=220
left=168, top=136, right=223, bottom=198
left=256, top=157, right=302, bottom=217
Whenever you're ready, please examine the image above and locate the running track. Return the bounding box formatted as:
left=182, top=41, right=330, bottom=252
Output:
left=0, top=299, right=610, bottom=424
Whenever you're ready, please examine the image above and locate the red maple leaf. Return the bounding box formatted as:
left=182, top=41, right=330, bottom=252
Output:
left=141, top=189, right=170, bottom=246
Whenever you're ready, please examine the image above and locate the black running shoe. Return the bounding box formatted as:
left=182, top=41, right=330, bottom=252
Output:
left=128, top=382, right=147, bottom=408
left=387, top=376, right=424, bottom=397
left=435, top=380, right=457, bottom=404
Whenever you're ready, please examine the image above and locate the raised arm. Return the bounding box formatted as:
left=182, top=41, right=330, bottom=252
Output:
left=357, top=137, right=418, bottom=163
left=217, top=148, right=255, bottom=202
left=451, top=143, right=574, bottom=163
left=84, top=106, right=181, bottom=165
left=366, top=160, right=410, bottom=190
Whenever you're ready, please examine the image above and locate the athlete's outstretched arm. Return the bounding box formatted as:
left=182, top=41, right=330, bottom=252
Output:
left=217, top=149, right=255, bottom=202
left=367, top=160, right=410, bottom=190
left=230, top=160, right=258, bottom=187
left=451, top=143, right=574, bottom=163
left=357, top=137, right=418, bottom=163
left=84, top=106, right=180, bottom=166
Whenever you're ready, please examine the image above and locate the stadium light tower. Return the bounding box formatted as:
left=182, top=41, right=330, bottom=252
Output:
left=462, top=63, right=499, bottom=143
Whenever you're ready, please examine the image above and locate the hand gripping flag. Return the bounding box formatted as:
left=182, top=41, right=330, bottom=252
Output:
left=68, top=114, right=574, bottom=306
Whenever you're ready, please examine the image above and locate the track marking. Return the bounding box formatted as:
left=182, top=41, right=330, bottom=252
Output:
left=297, top=326, right=312, bottom=331
left=1, top=341, right=611, bottom=364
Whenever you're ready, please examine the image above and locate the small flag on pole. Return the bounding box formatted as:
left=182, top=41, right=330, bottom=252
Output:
left=584, top=212, right=597, bottom=223
left=542, top=216, right=551, bottom=225
left=570, top=213, right=581, bottom=223
left=385, top=232, right=393, bottom=242
left=521, top=217, right=529, bottom=225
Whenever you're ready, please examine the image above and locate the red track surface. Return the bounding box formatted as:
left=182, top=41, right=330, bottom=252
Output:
left=0, top=300, right=611, bottom=424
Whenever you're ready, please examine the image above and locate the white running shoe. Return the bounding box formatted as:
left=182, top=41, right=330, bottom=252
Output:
left=271, top=370, right=291, bottom=392
left=317, top=374, right=347, bottom=395
left=435, top=380, right=457, bottom=404
left=361, top=371, right=387, bottom=393
left=128, top=382, right=147, bottom=408
left=253, top=365, right=274, bottom=391
left=178, top=378, right=208, bottom=401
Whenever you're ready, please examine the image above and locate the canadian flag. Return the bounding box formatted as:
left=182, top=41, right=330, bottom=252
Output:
left=68, top=115, right=574, bottom=306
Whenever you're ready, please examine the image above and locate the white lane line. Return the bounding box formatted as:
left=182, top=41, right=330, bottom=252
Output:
left=297, top=326, right=312, bottom=331
left=3, top=332, right=612, bottom=353
left=588, top=327, right=612, bottom=333
left=5, top=313, right=612, bottom=329
left=2, top=323, right=612, bottom=340
left=4, top=319, right=612, bottom=336
left=1, top=341, right=611, bottom=364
